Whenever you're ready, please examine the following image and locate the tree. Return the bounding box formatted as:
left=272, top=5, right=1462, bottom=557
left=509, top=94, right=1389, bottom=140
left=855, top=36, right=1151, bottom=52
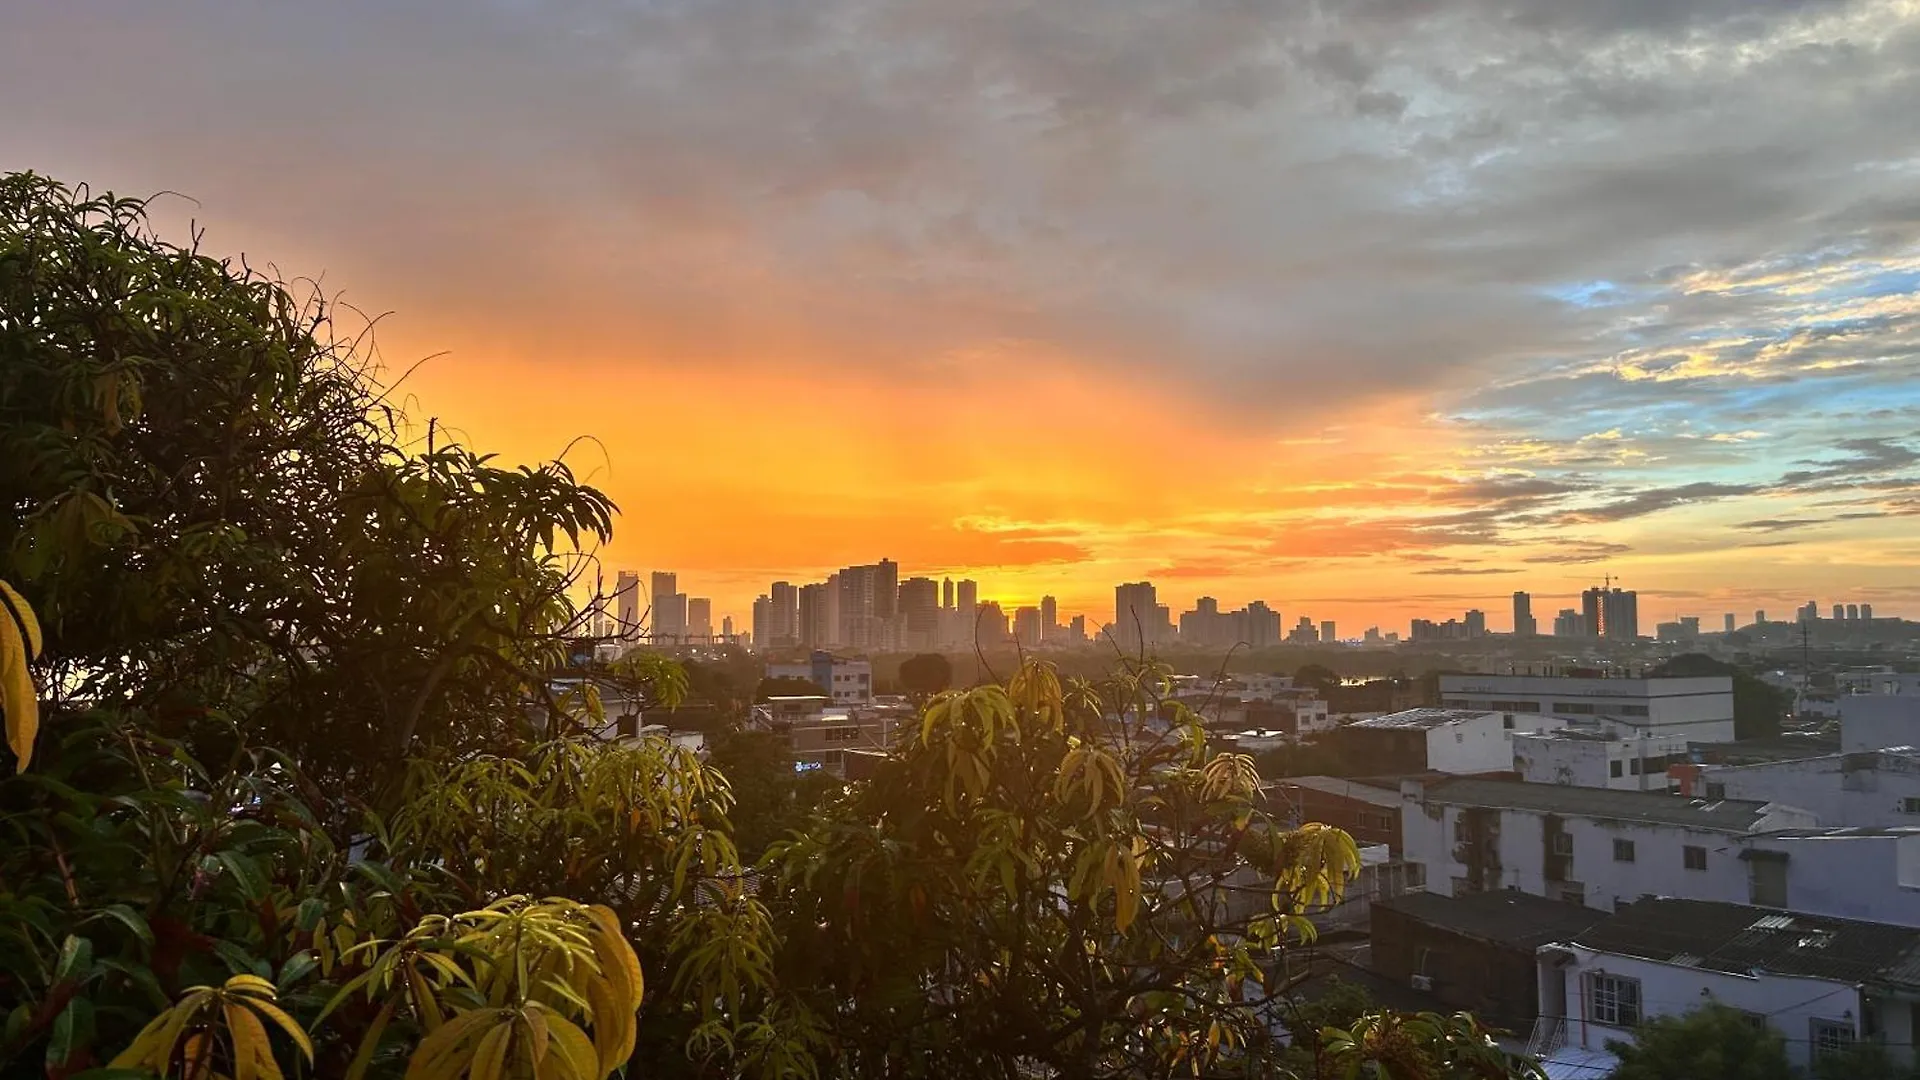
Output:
left=897, top=652, right=953, bottom=699
left=1294, top=663, right=1342, bottom=696
left=1651, top=654, right=1792, bottom=739
left=1606, top=1004, right=1795, bottom=1080
left=1, top=173, right=617, bottom=804
left=706, top=727, right=841, bottom=862
left=768, top=658, right=1540, bottom=1079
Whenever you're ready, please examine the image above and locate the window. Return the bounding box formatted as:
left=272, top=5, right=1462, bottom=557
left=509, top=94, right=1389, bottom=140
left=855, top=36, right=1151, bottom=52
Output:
left=1629, top=759, right=1643, bottom=775
left=1503, top=714, right=1515, bottom=730
left=1554, top=702, right=1598, bottom=715
left=822, top=726, right=861, bottom=742
left=1902, top=798, right=1920, bottom=815
left=1588, top=974, right=1641, bottom=1026
left=1491, top=700, right=1541, bottom=712
left=1610, top=760, right=1624, bottom=778
left=1706, top=782, right=1727, bottom=800
left=1551, top=832, right=1574, bottom=855
left=1613, top=838, right=1636, bottom=863
left=1810, top=1018, right=1856, bottom=1059
left=1684, top=845, right=1708, bottom=870
left=1619, top=705, right=1651, bottom=716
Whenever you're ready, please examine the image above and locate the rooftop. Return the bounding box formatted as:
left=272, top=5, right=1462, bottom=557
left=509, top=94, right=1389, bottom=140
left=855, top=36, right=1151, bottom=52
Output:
left=1421, top=777, right=1776, bottom=832
left=1708, top=747, right=1920, bottom=775
left=1350, top=708, right=1497, bottom=731
left=1375, top=889, right=1603, bottom=950
left=1268, top=775, right=1404, bottom=808
left=1568, top=898, right=1920, bottom=986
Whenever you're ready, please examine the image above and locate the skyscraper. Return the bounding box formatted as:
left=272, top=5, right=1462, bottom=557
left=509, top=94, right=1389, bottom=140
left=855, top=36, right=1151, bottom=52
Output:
left=1040, top=595, right=1058, bottom=639
left=752, top=595, right=771, bottom=650
left=769, top=581, right=798, bottom=647
left=1512, top=591, right=1536, bottom=637
left=1014, top=606, right=1043, bottom=647
left=1756, top=610, right=1767, bottom=625
left=1114, top=582, right=1159, bottom=653
left=942, top=577, right=955, bottom=610
left=615, top=571, right=641, bottom=639
left=650, top=572, right=686, bottom=641
left=899, top=576, right=940, bottom=634
left=1834, top=603, right=1846, bottom=621
left=1847, top=603, right=1860, bottom=621
left=1863, top=604, right=1875, bottom=620
left=686, top=598, right=712, bottom=639
left=1724, top=613, right=1736, bottom=634
left=1581, top=586, right=1639, bottom=640
left=798, top=583, right=830, bottom=649
left=1464, top=610, right=1486, bottom=638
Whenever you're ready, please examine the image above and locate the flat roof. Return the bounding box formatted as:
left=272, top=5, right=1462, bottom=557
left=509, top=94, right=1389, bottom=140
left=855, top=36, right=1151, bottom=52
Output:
left=1376, top=890, right=1604, bottom=950
left=1350, top=708, right=1496, bottom=731
left=1421, top=777, right=1774, bottom=832
left=1569, top=898, right=1920, bottom=986
left=1269, top=775, right=1404, bottom=808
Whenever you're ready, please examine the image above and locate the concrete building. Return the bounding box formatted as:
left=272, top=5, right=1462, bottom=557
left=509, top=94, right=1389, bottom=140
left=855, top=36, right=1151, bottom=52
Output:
left=1512, top=592, right=1536, bottom=637
left=650, top=571, right=687, bottom=641
left=767, top=651, right=874, bottom=706
left=1114, top=581, right=1160, bottom=653
left=1400, top=777, right=1818, bottom=913
left=1372, top=890, right=1601, bottom=1032
left=768, top=581, right=798, bottom=648
left=1552, top=608, right=1585, bottom=637
left=1439, top=673, right=1736, bottom=741
left=1581, top=586, right=1639, bottom=640
left=1341, top=708, right=1533, bottom=775
left=753, top=699, right=905, bottom=776
left=898, top=576, right=940, bottom=642
left=1702, top=748, right=1920, bottom=827
left=797, top=582, right=831, bottom=649
left=1510, top=729, right=1690, bottom=791
left=614, top=571, right=641, bottom=639
left=751, top=595, right=771, bottom=650
left=1013, top=606, right=1043, bottom=647
left=685, top=597, right=712, bottom=639
left=1269, top=776, right=1404, bottom=853
left=1321, top=620, right=1338, bottom=644
left=1532, top=899, right=1920, bottom=1073
left=1842, top=674, right=1920, bottom=752
left=1040, top=595, right=1058, bottom=639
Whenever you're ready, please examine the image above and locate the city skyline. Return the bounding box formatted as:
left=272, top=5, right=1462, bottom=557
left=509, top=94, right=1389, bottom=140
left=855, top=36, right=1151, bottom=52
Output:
left=9, top=5, right=1920, bottom=631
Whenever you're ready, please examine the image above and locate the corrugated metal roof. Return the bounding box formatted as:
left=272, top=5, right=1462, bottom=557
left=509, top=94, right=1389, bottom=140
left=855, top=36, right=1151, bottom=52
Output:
left=1422, top=777, right=1773, bottom=831
left=1351, top=708, right=1497, bottom=730
left=1571, top=898, right=1920, bottom=986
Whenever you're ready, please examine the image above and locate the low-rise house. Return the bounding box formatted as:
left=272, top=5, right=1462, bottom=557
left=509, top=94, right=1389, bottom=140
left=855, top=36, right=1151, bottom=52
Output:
left=766, top=651, right=874, bottom=705
left=1532, top=898, right=1920, bottom=1072
left=1341, top=709, right=1538, bottom=774
left=1371, top=890, right=1601, bottom=1031
left=1511, top=729, right=1689, bottom=792
left=1844, top=676, right=1920, bottom=753
left=1703, top=747, right=1920, bottom=828
left=1400, top=777, right=1817, bottom=912
left=1269, top=776, right=1404, bottom=853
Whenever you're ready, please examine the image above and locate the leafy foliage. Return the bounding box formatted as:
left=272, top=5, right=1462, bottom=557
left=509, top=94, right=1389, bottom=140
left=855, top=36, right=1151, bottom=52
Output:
left=896, top=653, right=953, bottom=699
left=1605, top=1004, right=1795, bottom=1080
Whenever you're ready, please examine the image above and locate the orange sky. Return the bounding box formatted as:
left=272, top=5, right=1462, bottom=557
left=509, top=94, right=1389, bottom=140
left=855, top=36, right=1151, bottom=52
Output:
left=6, top=1, right=1920, bottom=634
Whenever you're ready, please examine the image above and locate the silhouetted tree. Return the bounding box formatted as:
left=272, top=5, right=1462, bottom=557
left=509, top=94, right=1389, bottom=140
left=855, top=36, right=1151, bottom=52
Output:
left=755, top=675, right=829, bottom=700
left=898, top=652, right=954, bottom=699
left=1606, top=1004, right=1794, bottom=1080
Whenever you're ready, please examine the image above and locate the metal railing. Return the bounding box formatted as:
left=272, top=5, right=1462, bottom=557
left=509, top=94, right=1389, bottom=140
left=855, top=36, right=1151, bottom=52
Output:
left=1525, top=1016, right=1567, bottom=1060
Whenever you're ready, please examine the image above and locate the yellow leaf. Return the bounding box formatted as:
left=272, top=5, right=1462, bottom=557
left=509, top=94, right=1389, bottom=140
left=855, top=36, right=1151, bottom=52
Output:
left=541, top=1011, right=600, bottom=1080
left=402, top=1007, right=498, bottom=1080
left=0, top=607, right=38, bottom=770
left=225, top=999, right=280, bottom=1080
left=238, top=995, right=314, bottom=1063
left=0, top=581, right=42, bottom=657
left=223, top=974, right=278, bottom=999
left=468, top=1023, right=513, bottom=1080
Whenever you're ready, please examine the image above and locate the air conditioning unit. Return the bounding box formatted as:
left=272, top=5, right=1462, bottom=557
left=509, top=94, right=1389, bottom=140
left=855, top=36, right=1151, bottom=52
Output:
left=1410, top=974, right=1434, bottom=991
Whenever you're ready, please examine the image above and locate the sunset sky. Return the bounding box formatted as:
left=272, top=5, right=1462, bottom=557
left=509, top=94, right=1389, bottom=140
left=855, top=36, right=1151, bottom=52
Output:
left=7, top=1, right=1920, bottom=632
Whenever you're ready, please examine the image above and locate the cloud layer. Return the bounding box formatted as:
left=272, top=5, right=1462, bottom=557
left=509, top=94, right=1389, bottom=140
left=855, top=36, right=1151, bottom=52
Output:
left=4, top=0, right=1919, bottom=625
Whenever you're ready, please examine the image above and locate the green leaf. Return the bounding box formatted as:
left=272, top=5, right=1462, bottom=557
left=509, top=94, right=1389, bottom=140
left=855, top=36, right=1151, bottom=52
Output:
left=47, top=997, right=94, bottom=1067
left=87, top=904, right=154, bottom=949
left=55, top=934, right=94, bottom=983
left=276, top=951, right=317, bottom=992
left=211, top=851, right=269, bottom=901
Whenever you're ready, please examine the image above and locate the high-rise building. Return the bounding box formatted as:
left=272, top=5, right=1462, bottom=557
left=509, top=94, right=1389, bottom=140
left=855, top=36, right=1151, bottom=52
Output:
left=1724, top=613, right=1736, bottom=634
left=1834, top=603, right=1846, bottom=621
left=686, top=598, right=712, bottom=639
left=1290, top=616, right=1319, bottom=645
left=1321, top=620, right=1338, bottom=644
left=977, top=601, right=1010, bottom=642
left=721, top=615, right=733, bottom=641
left=615, top=571, right=642, bottom=639
left=1114, top=582, right=1160, bottom=652
left=1040, top=595, right=1058, bottom=639
left=1863, top=604, right=1875, bottom=620
left=957, top=579, right=978, bottom=614
left=1069, top=614, right=1087, bottom=643
left=833, top=560, right=900, bottom=649
left=899, top=577, right=940, bottom=634
left=1464, top=610, right=1486, bottom=639
left=1553, top=608, right=1584, bottom=637
left=1581, top=586, right=1639, bottom=640
left=798, top=583, right=831, bottom=649
left=1800, top=601, right=1819, bottom=622
left=1512, top=592, right=1536, bottom=637
left=769, top=581, right=798, bottom=648
left=942, top=578, right=955, bottom=610
left=650, top=572, right=687, bottom=641
left=1014, top=606, right=1043, bottom=647
left=1243, top=601, right=1280, bottom=647
left=1755, top=610, right=1767, bottom=625
left=752, top=595, right=772, bottom=650
left=1847, top=603, right=1860, bottom=621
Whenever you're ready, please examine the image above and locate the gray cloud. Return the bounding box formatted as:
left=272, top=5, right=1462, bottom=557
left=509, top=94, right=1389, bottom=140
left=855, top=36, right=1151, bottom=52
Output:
left=1735, top=518, right=1823, bottom=532
left=1562, top=482, right=1765, bottom=524
left=1413, top=566, right=1523, bottom=576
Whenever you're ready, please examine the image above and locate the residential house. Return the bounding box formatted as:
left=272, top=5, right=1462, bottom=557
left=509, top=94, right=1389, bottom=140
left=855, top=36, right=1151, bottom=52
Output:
left=1511, top=729, right=1689, bottom=792
left=1703, top=748, right=1920, bottom=828
left=1341, top=709, right=1538, bottom=774
left=1370, top=890, right=1602, bottom=1031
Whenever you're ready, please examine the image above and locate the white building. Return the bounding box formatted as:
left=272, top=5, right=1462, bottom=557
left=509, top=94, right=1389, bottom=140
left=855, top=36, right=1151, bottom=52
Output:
left=766, top=651, right=874, bottom=706
left=1703, top=748, right=1920, bottom=828
left=1511, top=729, right=1690, bottom=791
left=1532, top=898, right=1920, bottom=1073
left=1343, top=708, right=1542, bottom=774
left=1401, top=777, right=1817, bottom=913
left=1843, top=676, right=1920, bottom=753
left=1402, top=777, right=1920, bottom=928
left=1439, top=674, right=1735, bottom=741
